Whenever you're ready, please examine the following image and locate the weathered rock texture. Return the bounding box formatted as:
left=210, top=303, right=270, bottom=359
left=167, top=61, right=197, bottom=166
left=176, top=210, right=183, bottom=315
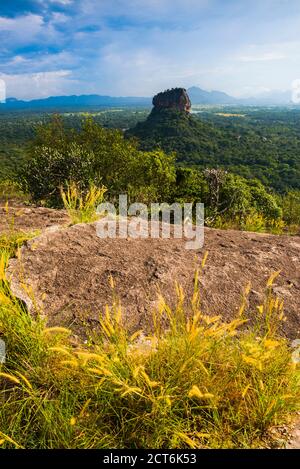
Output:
left=7, top=221, right=300, bottom=339
left=0, top=206, right=69, bottom=233
left=152, top=88, right=191, bottom=112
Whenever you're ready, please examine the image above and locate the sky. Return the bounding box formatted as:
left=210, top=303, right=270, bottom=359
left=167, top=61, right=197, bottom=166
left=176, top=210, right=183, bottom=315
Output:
left=1, top=0, right=300, bottom=99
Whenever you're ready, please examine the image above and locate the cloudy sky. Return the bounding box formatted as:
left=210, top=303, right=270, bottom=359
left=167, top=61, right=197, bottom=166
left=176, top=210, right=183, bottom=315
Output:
left=1, top=0, right=300, bottom=99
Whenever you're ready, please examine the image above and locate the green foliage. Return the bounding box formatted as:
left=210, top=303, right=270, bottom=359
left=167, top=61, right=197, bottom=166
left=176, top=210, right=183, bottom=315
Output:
left=19, top=116, right=176, bottom=207
left=126, top=107, right=300, bottom=193
left=126, top=108, right=221, bottom=166
left=173, top=167, right=209, bottom=204
left=280, top=190, right=300, bottom=226
left=172, top=167, right=282, bottom=229
left=0, top=179, right=28, bottom=204
left=247, top=180, right=282, bottom=220
left=0, top=203, right=40, bottom=260
left=126, top=149, right=176, bottom=203
left=0, top=110, right=297, bottom=233
left=213, top=213, right=286, bottom=235
left=21, top=142, right=100, bottom=206
left=1, top=106, right=300, bottom=194
left=218, top=175, right=282, bottom=220
left=0, top=230, right=39, bottom=259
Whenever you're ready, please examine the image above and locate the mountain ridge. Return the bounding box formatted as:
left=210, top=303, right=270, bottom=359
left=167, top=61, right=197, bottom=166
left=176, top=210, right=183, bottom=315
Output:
left=0, top=87, right=295, bottom=111
left=0, top=94, right=152, bottom=110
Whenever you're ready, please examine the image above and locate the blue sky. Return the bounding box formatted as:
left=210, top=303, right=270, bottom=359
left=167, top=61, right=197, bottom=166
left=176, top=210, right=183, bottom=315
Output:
left=1, top=0, right=300, bottom=99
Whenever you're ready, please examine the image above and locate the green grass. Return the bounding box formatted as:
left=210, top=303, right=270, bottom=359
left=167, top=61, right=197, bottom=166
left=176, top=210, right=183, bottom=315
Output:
left=0, top=241, right=299, bottom=449
left=211, top=212, right=298, bottom=235
left=0, top=230, right=39, bottom=260
left=0, top=179, right=29, bottom=204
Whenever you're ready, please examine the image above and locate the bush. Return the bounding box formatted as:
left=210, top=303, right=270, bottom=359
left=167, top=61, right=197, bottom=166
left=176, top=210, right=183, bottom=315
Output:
left=0, top=179, right=28, bottom=203
left=247, top=180, right=282, bottom=220
left=20, top=143, right=99, bottom=207
left=173, top=168, right=282, bottom=230
left=281, top=190, right=300, bottom=226
left=19, top=116, right=176, bottom=207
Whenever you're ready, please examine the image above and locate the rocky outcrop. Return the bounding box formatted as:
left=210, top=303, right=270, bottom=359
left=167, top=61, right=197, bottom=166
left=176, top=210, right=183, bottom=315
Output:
left=6, top=219, right=300, bottom=340
left=0, top=206, right=69, bottom=233
left=152, top=88, right=191, bottom=112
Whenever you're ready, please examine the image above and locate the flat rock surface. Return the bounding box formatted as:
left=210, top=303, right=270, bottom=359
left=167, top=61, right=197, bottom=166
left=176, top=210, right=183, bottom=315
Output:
left=0, top=205, right=69, bottom=233
left=6, top=219, right=300, bottom=339
left=287, top=422, right=300, bottom=449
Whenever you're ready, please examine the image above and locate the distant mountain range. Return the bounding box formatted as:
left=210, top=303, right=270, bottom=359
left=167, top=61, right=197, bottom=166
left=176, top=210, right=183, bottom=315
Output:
left=0, top=87, right=295, bottom=111
left=0, top=94, right=152, bottom=110
left=188, top=87, right=294, bottom=106
left=188, top=87, right=239, bottom=105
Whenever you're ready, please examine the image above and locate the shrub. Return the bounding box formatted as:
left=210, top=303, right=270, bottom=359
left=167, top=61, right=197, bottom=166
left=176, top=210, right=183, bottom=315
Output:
left=19, top=116, right=176, bottom=207
left=281, top=190, right=300, bottom=226
left=20, top=143, right=101, bottom=207
left=247, top=180, right=282, bottom=220
left=0, top=179, right=28, bottom=203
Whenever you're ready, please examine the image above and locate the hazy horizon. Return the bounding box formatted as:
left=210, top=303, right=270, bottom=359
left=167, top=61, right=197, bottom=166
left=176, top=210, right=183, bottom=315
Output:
left=1, top=1, right=300, bottom=100
left=1, top=86, right=295, bottom=103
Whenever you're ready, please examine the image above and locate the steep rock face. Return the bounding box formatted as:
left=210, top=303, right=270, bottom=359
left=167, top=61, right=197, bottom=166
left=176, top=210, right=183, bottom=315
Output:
left=7, top=219, right=300, bottom=340
left=125, top=87, right=215, bottom=159
left=152, top=88, right=191, bottom=112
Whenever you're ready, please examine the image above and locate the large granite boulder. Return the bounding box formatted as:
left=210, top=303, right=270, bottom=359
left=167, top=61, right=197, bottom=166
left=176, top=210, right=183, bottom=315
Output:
left=6, top=221, right=300, bottom=339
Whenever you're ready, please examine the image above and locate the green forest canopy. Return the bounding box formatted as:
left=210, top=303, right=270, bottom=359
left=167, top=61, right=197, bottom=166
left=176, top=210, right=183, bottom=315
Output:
left=0, top=106, right=300, bottom=194
left=126, top=106, right=300, bottom=193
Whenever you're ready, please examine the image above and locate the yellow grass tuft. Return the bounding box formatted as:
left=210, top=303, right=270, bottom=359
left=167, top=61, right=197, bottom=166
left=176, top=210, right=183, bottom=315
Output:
left=61, top=181, right=107, bottom=225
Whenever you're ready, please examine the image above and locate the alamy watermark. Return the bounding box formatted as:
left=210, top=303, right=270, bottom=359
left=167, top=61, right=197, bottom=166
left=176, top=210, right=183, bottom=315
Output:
left=0, top=78, right=6, bottom=104
left=95, top=195, right=204, bottom=250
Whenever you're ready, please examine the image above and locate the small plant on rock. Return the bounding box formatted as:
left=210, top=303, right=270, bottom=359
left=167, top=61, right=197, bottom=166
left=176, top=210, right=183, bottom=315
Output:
left=61, top=181, right=107, bottom=225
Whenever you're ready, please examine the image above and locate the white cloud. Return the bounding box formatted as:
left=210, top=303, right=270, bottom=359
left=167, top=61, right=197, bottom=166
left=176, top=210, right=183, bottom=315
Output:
left=239, top=52, right=286, bottom=62
left=79, top=0, right=211, bottom=22
left=51, top=12, right=69, bottom=23
left=0, top=14, right=44, bottom=47
left=236, top=41, right=300, bottom=63
left=3, top=51, right=75, bottom=74
left=2, top=0, right=300, bottom=99
left=0, top=13, right=65, bottom=49
left=7, top=56, right=29, bottom=66
left=48, top=0, right=74, bottom=5
left=0, top=70, right=79, bottom=100
left=0, top=14, right=44, bottom=37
